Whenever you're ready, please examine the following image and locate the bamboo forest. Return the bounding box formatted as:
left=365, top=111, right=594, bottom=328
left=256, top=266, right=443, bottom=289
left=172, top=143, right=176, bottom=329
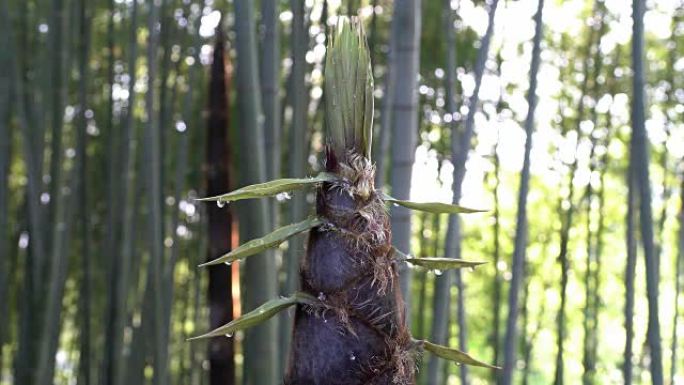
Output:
left=1, top=0, right=683, bottom=384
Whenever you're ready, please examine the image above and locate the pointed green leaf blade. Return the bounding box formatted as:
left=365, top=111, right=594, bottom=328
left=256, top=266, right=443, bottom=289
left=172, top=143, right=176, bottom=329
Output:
left=420, top=340, right=500, bottom=369
left=384, top=195, right=486, bottom=214
left=405, top=257, right=487, bottom=270
left=197, top=173, right=337, bottom=204
left=200, top=217, right=323, bottom=267
left=189, top=293, right=317, bottom=340
left=392, top=247, right=486, bottom=270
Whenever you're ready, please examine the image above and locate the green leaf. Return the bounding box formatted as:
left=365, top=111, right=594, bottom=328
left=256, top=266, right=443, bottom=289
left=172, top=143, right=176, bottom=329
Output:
left=392, top=247, right=486, bottom=270
left=189, top=293, right=317, bottom=340
left=405, top=257, right=487, bottom=270
left=420, top=340, right=500, bottom=369
left=196, top=173, right=337, bottom=204
left=383, top=195, right=486, bottom=214
left=200, top=217, right=323, bottom=267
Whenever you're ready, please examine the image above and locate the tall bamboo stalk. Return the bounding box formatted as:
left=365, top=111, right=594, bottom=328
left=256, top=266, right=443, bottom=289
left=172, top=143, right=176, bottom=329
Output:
left=623, top=144, right=637, bottom=385
left=10, top=2, right=45, bottom=381
left=552, top=7, right=605, bottom=383
left=233, top=1, right=278, bottom=383
left=428, top=1, right=500, bottom=382
left=667, top=10, right=683, bottom=384
left=103, top=3, right=138, bottom=384
left=500, top=1, right=544, bottom=383
left=630, top=1, right=663, bottom=383
left=261, top=0, right=281, bottom=185
left=389, top=0, right=421, bottom=313
left=581, top=135, right=599, bottom=385
left=142, top=0, right=167, bottom=383
left=0, top=0, right=11, bottom=369
left=490, top=76, right=503, bottom=375
left=45, top=0, right=65, bottom=256
left=672, top=173, right=684, bottom=384
left=281, top=0, right=309, bottom=373
left=76, top=1, right=92, bottom=383
left=374, top=0, right=396, bottom=191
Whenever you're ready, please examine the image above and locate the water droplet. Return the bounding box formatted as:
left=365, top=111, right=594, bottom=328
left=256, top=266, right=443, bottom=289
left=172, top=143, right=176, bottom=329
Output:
left=317, top=292, right=326, bottom=301
left=224, top=333, right=233, bottom=338
left=349, top=354, right=356, bottom=361
left=224, top=261, right=232, bottom=266
left=175, top=120, right=187, bottom=132
left=276, top=192, right=292, bottom=202
left=18, top=232, right=29, bottom=249
left=434, top=269, right=443, bottom=276
left=216, top=200, right=225, bottom=208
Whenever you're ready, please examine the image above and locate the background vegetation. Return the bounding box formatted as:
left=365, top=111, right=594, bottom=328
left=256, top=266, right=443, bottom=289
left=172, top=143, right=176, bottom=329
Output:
left=0, top=0, right=682, bottom=384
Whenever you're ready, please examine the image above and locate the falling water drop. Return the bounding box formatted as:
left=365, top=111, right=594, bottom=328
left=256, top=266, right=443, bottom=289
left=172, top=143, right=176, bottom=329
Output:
left=276, top=192, right=292, bottom=202
left=349, top=354, right=356, bottom=361
left=317, top=292, right=326, bottom=301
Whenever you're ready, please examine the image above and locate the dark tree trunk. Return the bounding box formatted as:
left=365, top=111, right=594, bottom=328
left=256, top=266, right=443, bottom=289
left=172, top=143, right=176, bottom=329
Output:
left=205, top=31, right=236, bottom=385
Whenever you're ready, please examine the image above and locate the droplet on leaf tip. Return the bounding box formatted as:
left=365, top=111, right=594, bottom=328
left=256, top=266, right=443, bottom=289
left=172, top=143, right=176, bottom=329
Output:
left=216, top=200, right=226, bottom=208
left=224, top=333, right=233, bottom=338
